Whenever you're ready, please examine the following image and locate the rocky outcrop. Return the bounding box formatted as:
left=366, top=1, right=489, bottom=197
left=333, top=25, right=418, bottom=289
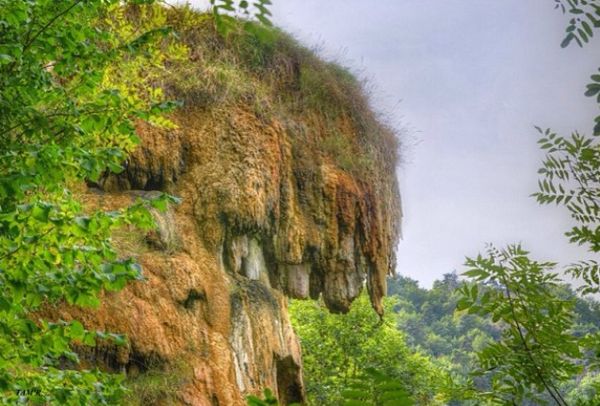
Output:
left=53, top=8, right=402, bottom=405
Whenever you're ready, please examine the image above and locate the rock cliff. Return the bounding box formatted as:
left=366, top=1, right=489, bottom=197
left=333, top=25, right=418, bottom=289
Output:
left=51, top=7, right=402, bottom=405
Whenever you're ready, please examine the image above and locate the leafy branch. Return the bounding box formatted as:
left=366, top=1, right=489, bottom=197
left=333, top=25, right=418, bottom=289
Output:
left=458, top=245, right=580, bottom=405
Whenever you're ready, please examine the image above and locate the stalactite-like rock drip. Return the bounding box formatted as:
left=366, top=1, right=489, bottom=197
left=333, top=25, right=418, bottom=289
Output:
left=148, top=108, right=400, bottom=316
left=56, top=12, right=402, bottom=406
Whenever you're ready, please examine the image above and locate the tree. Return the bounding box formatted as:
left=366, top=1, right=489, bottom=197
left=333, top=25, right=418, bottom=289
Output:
left=455, top=2, right=600, bottom=404
left=534, top=0, right=600, bottom=294
left=290, top=294, right=444, bottom=405
left=458, top=245, right=580, bottom=405
left=0, top=1, right=178, bottom=403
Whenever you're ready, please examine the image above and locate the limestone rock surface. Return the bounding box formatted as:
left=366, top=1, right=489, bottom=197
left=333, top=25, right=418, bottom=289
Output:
left=52, top=11, right=402, bottom=405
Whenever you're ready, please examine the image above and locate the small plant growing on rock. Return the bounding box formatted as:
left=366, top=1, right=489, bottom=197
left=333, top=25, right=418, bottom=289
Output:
left=247, top=388, right=302, bottom=406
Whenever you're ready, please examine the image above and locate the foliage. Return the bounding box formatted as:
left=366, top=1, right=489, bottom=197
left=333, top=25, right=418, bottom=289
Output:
left=389, top=273, right=600, bottom=405
left=0, top=0, right=180, bottom=403
left=554, top=0, right=600, bottom=50
left=534, top=125, right=600, bottom=295
left=444, top=3, right=600, bottom=405
left=123, top=360, right=191, bottom=406
left=388, top=273, right=500, bottom=379
left=565, top=372, right=600, bottom=405
left=210, top=0, right=273, bottom=36
left=458, top=245, right=580, bottom=405
left=515, top=6, right=600, bottom=401
left=293, top=271, right=600, bottom=405
left=340, top=368, right=413, bottom=406
left=534, top=1, right=600, bottom=297
left=290, top=294, right=443, bottom=406
left=246, top=388, right=279, bottom=406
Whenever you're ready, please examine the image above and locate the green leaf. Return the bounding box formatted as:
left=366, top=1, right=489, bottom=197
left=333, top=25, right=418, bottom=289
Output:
left=83, top=332, right=96, bottom=347
left=561, top=32, right=576, bottom=48
left=69, top=321, right=86, bottom=340
left=582, top=20, right=594, bottom=36
left=0, top=54, right=14, bottom=64
left=31, top=204, right=51, bottom=222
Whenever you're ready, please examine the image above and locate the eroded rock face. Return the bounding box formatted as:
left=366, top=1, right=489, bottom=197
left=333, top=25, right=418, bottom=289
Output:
left=54, top=14, right=402, bottom=405
left=121, top=108, right=400, bottom=315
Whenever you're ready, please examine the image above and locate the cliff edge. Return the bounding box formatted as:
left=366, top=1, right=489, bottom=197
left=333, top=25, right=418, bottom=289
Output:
left=51, top=7, right=402, bottom=405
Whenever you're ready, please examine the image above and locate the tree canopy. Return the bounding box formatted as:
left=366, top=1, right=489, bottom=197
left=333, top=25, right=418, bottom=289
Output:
left=0, top=0, right=177, bottom=403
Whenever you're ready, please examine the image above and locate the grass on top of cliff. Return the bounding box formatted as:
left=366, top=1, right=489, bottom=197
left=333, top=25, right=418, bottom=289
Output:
left=117, top=4, right=401, bottom=179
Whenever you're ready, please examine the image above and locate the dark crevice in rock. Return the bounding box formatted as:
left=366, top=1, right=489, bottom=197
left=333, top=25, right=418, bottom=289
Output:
left=63, top=344, right=124, bottom=373
left=69, top=343, right=165, bottom=377
left=275, top=354, right=304, bottom=405
left=308, top=266, right=324, bottom=301
left=179, top=288, right=207, bottom=310
left=126, top=349, right=166, bottom=376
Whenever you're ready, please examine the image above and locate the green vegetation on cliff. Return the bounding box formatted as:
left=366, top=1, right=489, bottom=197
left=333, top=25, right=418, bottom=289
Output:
left=0, top=0, right=178, bottom=403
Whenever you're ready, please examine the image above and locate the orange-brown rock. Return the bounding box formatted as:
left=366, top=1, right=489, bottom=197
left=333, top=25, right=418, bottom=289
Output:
left=51, top=8, right=402, bottom=405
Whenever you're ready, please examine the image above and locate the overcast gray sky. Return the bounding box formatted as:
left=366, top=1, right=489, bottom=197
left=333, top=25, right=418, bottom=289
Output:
left=189, top=0, right=599, bottom=287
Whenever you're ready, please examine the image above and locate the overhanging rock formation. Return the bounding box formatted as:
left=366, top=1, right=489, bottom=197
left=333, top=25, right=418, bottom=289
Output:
left=53, top=9, right=402, bottom=405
